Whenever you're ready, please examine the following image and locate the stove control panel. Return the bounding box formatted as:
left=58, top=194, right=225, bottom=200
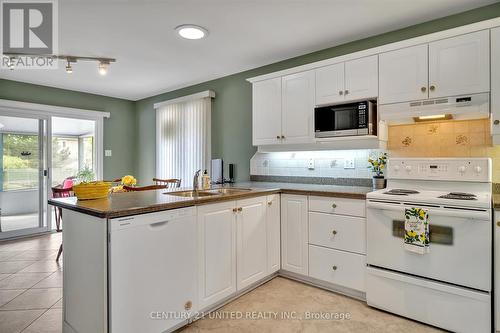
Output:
left=387, top=158, right=491, bottom=182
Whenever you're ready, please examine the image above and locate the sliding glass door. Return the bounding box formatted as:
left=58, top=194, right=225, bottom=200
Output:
left=0, top=114, right=49, bottom=239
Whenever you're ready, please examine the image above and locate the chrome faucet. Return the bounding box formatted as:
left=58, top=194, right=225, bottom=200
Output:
left=193, top=169, right=201, bottom=191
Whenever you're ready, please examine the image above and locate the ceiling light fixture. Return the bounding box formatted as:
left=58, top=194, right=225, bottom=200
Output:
left=3, top=53, right=116, bottom=75
left=175, top=24, right=208, bottom=40
left=98, top=61, right=109, bottom=75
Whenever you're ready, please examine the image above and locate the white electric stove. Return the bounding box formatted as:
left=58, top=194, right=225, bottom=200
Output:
left=366, top=158, right=492, bottom=333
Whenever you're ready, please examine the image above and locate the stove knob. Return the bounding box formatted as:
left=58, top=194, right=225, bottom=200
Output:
left=474, top=166, right=482, bottom=174
left=458, top=166, right=467, bottom=174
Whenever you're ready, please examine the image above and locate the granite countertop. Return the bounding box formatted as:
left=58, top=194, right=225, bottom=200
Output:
left=48, top=182, right=372, bottom=219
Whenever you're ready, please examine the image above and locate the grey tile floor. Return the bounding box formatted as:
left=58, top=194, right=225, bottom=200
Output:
left=0, top=233, right=62, bottom=333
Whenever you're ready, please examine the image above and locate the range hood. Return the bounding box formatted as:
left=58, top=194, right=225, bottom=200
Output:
left=379, top=93, right=489, bottom=125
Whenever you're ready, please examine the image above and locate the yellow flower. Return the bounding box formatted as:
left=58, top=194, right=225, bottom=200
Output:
left=121, top=175, right=137, bottom=186
left=419, top=210, right=425, bottom=218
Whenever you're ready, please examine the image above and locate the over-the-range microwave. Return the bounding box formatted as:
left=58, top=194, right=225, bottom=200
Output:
left=314, top=100, right=377, bottom=138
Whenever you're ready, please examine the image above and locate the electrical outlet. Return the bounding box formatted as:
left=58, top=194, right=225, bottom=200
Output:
left=344, top=158, right=355, bottom=169
left=308, top=159, right=315, bottom=170
left=105, top=150, right=112, bottom=157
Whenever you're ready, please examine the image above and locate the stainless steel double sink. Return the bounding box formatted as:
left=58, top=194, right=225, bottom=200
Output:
left=166, top=188, right=252, bottom=198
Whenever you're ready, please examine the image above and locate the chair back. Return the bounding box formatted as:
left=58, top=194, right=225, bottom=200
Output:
left=123, top=185, right=168, bottom=192
left=52, top=186, right=73, bottom=198
left=153, top=178, right=181, bottom=188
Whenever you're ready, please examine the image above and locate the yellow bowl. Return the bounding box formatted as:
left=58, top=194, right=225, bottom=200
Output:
left=73, top=182, right=112, bottom=200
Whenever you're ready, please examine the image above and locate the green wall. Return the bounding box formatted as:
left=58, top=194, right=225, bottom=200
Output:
left=0, top=79, right=136, bottom=180
left=135, top=2, right=500, bottom=183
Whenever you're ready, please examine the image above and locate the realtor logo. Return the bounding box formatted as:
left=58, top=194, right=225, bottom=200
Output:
left=1, top=0, right=58, bottom=69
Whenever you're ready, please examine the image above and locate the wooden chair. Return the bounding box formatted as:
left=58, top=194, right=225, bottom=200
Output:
left=153, top=178, right=181, bottom=188
left=51, top=182, right=74, bottom=232
left=123, top=184, right=168, bottom=192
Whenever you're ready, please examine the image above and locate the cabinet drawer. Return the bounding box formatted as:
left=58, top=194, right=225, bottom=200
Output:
left=309, top=245, right=366, bottom=292
left=309, top=196, right=366, bottom=217
left=309, top=212, right=366, bottom=254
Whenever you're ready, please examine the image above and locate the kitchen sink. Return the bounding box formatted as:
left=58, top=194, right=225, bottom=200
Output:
left=205, top=188, right=252, bottom=195
left=166, top=188, right=252, bottom=198
left=166, top=190, right=218, bottom=198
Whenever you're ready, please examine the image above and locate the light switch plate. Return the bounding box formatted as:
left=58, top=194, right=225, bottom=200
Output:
left=344, top=158, right=355, bottom=169
left=105, top=150, right=112, bottom=157
left=308, top=159, right=315, bottom=170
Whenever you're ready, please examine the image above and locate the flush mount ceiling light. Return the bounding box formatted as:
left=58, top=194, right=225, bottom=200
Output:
left=175, top=24, right=208, bottom=40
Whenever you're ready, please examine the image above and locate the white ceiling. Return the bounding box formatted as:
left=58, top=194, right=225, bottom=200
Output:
left=0, top=0, right=496, bottom=101
left=0, top=116, right=95, bottom=136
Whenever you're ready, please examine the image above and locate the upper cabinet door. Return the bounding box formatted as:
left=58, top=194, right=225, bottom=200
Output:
left=282, top=70, right=315, bottom=144
left=252, top=78, right=282, bottom=146
left=344, top=55, right=378, bottom=101
left=492, top=27, right=500, bottom=140
left=315, top=63, right=344, bottom=106
left=429, top=30, right=490, bottom=98
left=379, top=44, right=428, bottom=104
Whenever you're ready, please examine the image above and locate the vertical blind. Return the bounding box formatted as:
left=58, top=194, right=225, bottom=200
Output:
left=156, top=96, right=211, bottom=187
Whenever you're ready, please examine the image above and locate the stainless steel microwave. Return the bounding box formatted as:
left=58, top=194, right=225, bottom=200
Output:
left=314, top=100, right=377, bottom=138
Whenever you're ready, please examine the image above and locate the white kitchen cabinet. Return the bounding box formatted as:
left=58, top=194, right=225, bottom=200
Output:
left=109, top=208, right=197, bottom=333
left=491, top=27, right=500, bottom=143
left=281, top=71, right=315, bottom=144
left=252, top=78, right=282, bottom=145
left=379, top=44, right=428, bottom=104
left=236, top=196, right=268, bottom=290
left=266, top=194, right=281, bottom=274
left=281, top=194, right=308, bottom=275
left=315, top=55, right=378, bottom=106
left=344, top=55, right=378, bottom=101
left=380, top=31, right=490, bottom=104
left=197, top=201, right=237, bottom=309
left=428, top=30, right=489, bottom=98
left=315, top=62, right=345, bottom=105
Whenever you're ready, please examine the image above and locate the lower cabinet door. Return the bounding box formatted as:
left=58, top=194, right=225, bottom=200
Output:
left=236, top=196, right=268, bottom=290
left=281, top=194, right=309, bottom=275
left=267, top=194, right=281, bottom=274
left=309, top=245, right=366, bottom=292
left=198, top=201, right=237, bottom=309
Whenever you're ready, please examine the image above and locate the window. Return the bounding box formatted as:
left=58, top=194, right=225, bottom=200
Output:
left=2, top=134, right=39, bottom=191
left=156, top=92, right=213, bottom=186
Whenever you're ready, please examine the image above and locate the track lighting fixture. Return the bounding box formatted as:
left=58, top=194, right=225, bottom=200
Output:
left=2, top=53, right=115, bottom=75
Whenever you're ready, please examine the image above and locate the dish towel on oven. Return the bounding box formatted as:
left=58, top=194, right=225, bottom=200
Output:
left=404, top=208, right=430, bottom=254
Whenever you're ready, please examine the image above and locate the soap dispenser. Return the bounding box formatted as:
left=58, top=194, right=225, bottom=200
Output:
left=202, top=170, right=211, bottom=190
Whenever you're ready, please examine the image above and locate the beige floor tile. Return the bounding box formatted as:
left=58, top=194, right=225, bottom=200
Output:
left=0, top=289, right=26, bottom=307
left=0, top=251, right=26, bottom=261
left=0, top=261, right=37, bottom=274
left=18, top=261, right=62, bottom=273
left=1, top=288, right=61, bottom=310
left=0, top=309, right=45, bottom=333
left=23, top=308, right=62, bottom=333
left=9, top=250, right=57, bottom=261
left=50, top=298, right=62, bottom=309
left=0, top=273, right=51, bottom=290
left=32, top=271, right=62, bottom=289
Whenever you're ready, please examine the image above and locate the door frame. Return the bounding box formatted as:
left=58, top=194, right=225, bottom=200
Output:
left=0, top=99, right=109, bottom=238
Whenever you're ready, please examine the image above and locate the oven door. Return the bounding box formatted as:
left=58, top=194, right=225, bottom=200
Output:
left=366, top=200, right=491, bottom=291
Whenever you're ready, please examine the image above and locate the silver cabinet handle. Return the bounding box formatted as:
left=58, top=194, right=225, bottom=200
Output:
left=281, top=135, right=285, bottom=139
left=339, top=90, right=343, bottom=95
left=430, top=85, right=436, bottom=91
left=421, top=86, right=427, bottom=92
left=332, top=265, right=338, bottom=271
left=344, top=90, right=349, bottom=95
left=494, top=120, right=500, bottom=125
left=276, top=135, right=281, bottom=139
left=331, top=203, right=337, bottom=208
left=332, top=230, right=337, bottom=235
left=268, top=201, right=272, bottom=206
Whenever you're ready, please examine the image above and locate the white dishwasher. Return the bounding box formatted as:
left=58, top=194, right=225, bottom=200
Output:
left=109, top=207, right=197, bottom=333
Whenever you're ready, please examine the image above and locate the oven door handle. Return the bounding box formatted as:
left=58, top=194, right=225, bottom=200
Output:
left=366, top=200, right=490, bottom=220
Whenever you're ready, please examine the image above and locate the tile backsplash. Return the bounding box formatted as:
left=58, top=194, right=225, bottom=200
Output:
left=250, top=150, right=379, bottom=179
